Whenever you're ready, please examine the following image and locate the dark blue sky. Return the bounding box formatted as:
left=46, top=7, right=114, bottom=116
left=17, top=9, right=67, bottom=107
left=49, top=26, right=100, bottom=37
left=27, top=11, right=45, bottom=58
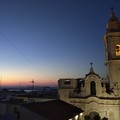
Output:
left=0, top=0, right=119, bottom=86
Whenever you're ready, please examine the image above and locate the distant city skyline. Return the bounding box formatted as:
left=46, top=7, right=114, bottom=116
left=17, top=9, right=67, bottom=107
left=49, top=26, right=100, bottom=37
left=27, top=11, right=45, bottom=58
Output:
left=0, top=0, right=119, bottom=87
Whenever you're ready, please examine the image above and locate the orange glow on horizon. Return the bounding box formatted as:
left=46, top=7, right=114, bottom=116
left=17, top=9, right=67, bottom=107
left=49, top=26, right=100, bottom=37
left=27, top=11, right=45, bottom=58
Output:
left=0, top=75, right=57, bottom=87
left=0, top=69, right=58, bottom=87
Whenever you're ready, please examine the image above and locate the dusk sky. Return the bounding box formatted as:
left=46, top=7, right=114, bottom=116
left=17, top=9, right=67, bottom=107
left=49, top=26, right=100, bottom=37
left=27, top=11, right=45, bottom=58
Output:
left=0, top=0, right=119, bottom=87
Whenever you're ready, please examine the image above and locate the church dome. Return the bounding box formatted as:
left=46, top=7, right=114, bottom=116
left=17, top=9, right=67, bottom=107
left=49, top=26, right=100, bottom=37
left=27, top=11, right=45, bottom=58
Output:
left=107, top=8, right=120, bottom=33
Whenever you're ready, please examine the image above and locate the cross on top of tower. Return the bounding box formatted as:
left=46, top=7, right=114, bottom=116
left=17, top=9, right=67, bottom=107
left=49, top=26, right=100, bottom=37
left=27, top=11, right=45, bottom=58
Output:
left=111, top=7, right=114, bottom=11
left=90, top=62, right=94, bottom=73
left=90, top=62, right=93, bottom=67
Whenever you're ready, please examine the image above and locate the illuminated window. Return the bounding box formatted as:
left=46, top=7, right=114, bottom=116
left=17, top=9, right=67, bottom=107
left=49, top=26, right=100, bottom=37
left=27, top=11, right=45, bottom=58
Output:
left=116, top=44, right=120, bottom=56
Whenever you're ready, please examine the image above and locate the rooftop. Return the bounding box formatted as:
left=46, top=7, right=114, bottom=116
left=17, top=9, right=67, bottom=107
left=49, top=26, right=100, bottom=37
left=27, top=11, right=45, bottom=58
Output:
left=22, top=99, right=83, bottom=120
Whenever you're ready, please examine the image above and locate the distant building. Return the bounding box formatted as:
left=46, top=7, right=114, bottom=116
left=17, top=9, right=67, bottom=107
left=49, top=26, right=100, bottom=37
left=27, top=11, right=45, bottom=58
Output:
left=58, top=9, right=120, bottom=120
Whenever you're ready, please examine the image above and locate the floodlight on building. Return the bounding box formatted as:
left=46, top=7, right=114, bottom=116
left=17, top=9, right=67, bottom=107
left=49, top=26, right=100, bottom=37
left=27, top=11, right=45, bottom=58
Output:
left=80, top=112, right=83, bottom=116
left=75, top=115, right=79, bottom=120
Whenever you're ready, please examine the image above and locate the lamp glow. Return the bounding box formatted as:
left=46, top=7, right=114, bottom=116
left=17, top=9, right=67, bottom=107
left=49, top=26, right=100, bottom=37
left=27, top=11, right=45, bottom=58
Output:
left=80, top=113, right=83, bottom=116
left=75, top=115, right=78, bottom=119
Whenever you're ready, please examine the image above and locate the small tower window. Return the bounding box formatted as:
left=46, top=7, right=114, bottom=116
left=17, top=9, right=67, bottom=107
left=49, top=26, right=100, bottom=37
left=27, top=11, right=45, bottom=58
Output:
left=116, top=44, right=120, bottom=56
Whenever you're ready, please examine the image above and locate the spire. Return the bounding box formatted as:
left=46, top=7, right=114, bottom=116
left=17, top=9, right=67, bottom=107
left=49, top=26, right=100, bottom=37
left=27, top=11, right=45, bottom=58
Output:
left=90, top=62, right=94, bottom=73
left=109, top=7, right=118, bottom=21
left=107, top=7, right=120, bottom=33
left=85, top=63, right=100, bottom=78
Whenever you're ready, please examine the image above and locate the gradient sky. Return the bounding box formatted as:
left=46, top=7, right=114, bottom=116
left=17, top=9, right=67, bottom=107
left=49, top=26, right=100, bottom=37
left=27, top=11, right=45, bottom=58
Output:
left=0, top=0, right=119, bottom=87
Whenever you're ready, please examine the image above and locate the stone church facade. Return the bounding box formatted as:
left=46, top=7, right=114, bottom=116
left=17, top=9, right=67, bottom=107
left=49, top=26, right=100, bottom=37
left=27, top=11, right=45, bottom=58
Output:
left=58, top=9, right=120, bottom=120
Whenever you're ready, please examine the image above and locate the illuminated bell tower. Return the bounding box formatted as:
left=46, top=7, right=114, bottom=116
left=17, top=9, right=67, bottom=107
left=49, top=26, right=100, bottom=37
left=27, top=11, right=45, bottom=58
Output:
left=104, top=8, right=120, bottom=92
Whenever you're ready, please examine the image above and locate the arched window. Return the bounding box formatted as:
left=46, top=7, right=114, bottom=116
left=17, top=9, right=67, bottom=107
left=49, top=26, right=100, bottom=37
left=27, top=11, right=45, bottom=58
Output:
left=116, top=44, right=120, bottom=56
left=90, top=81, right=96, bottom=96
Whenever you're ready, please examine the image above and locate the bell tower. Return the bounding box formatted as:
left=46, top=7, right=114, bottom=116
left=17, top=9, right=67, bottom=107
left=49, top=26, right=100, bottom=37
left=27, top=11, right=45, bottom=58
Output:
left=104, top=8, right=120, bottom=92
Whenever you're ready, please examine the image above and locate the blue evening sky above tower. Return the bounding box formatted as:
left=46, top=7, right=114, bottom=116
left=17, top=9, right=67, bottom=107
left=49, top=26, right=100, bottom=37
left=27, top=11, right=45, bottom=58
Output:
left=0, top=0, right=119, bottom=86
